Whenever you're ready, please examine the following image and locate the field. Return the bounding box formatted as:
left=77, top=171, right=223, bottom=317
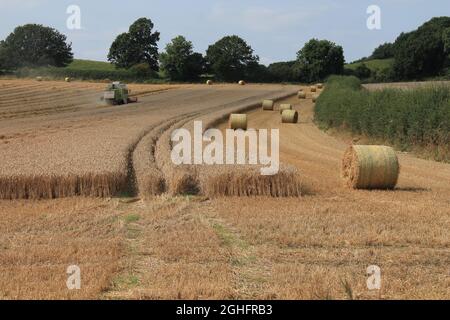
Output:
left=0, top=79, right=449, bottom=300
left=346, top=58, right=394, bottom=72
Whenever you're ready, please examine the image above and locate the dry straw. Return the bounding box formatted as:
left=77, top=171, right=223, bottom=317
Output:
left=317, top=83, right=323, bottom=89
left=262, top=99, right=274, bottom=111
left=238, top=80, right=246, bottom=85
left=65, top=77, right=71, bottom=83
left=229, top=114, right=248, bottom=130
left=281, top=110, right=299, bottom=124
left=312, top=94, right=319, bottom=103
left=342, top=145, right=400, bottom=190
left=298, top=91, right=306, bottom=99
left=279, top=104, right=292, bottom=114
left=206, top=80, right=213, bottom=85
left=36, top=77, right=43, bottom=82
left=310, top=86, right=317, bottom=92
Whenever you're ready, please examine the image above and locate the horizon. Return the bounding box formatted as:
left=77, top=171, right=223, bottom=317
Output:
left=0, top=0, right=449, bottom=65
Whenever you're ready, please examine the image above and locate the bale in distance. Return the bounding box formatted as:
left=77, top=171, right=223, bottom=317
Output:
left=262, top=99, right=274, bottom=111
left=36, top=76, right=43, bottom=81
left=310, top=86, right=317, bottom=92
left=281, top=110, right=299, bottom=124
left=238, top=80, right=246, bottom=85
left=317, top=83, right=323, bottom=89
left=279, top=104, right=293, bottom=114
left=342, top=145, right=400, bottom=190
left=298, top=91, right=306, bottom=99
left=65, top=77, right=71, bottom=82
left=312, top=94, right=319, bottom=103
left=229, top=114, right=248, bottom=130
left=206, top=80, right=213, bottom=85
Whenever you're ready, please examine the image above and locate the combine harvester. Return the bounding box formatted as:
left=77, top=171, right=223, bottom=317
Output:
left=102, top=82, right=138, bottom=105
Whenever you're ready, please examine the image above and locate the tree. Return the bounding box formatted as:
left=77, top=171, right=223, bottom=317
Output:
left=0, top=24, right=73, bottom=69
left=206, top=35, right=259, bottom=81
left=108, top=18, right=160, bottom=70
left=267, top=61, right=296, bottom=82
left=160, top=36, right=205, bottom=81
left=295, top=39, right=344, bottom=82
left=354, top=63, right=372, bottom=79
left=393, top=17, right=450, bottom=79
left=371, top=42, right=395, bottom=59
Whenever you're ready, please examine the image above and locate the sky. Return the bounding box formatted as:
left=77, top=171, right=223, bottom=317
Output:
left=1, top=0, right=449, bottom=65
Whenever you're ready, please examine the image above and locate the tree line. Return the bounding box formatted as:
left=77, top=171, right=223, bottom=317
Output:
left=1, top=16, right=449, bottom=82
left=0, top=17, right=344, bottom=83
left=349, top=17, right=450, bottom=81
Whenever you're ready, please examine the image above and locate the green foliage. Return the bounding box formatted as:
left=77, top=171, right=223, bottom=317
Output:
left=295, top=39, right=345, bottom=82
left=315, top=76, right=450, bottom=160
left=160, top=36, right=205, bottom=81
left=108, top=18, right=160, bottom=70
left=371, top=42, right=395, bottom=59
left=65, top=59, right=116, bottom=71
left=267, top=61, right=297, bottom=82
left=393, top=17, right=450, bottom=79
left=0, top=24, right=73, bottom=70
left=206, top=35, right=259, bottom=81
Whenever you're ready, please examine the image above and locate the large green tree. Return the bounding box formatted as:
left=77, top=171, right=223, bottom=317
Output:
left=393, top=17, right=450, bottom=79
left=295, top=39, right=344, bottom=82
left=206, top=35, right=259, bottom=81
left=160, top=36, right=205, bottom=81
left=0, top=24, right=73, bottom=69
left=108, top=18, right=160, bottom=70
left=371, top=42, right=395, bottom=59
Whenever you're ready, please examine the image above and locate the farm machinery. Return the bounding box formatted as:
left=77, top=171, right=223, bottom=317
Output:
left=102, top=82, right=138, bottom=105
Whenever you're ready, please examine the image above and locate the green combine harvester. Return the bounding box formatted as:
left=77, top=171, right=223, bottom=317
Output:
left=102, top=82, right=138, bottom=105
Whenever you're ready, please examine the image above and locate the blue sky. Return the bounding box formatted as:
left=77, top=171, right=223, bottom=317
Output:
left=1, top=0, right=449, bottom=64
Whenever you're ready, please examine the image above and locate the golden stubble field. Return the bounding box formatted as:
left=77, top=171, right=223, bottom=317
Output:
left=0, top=80, right=449, bottom=300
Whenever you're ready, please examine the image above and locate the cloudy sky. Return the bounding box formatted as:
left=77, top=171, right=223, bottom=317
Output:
left=1, top=0, right=449, bottom=64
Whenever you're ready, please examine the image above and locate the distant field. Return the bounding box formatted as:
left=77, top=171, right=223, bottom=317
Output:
left=64, top=59, right=117, bottom=72
left=346, top=58, right=394, bottom=72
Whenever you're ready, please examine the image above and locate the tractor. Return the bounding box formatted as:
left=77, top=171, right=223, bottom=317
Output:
left=102, top=82, right=138, bottom=105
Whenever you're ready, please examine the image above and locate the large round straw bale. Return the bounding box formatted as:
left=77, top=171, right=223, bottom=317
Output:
left=36, top=76, right=43, bottom=81
left=342, top=145, right=400, bottom=190
left=262, top=99, right=274, bottom=111
left=317, top=83, right=323, bottom=89
left=310, top=86, right=317, bottom=92
left=206, top=80, right=213, bottom=85
left=238, top=80, right=246, bottom=85
left=279, top=104, right=292, bottom=114
left=281, top=110, right=299, bottom=124
left=298, top=91, right=306, bottom=99
left=312, top=94, right=319, bottom=103
left=65, top=77, right=71, bottom=82
left=229, top=114, right=248, bottom=130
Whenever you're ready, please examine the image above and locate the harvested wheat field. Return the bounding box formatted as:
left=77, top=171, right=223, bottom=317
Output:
left=0, top=81, right=449, bottom=300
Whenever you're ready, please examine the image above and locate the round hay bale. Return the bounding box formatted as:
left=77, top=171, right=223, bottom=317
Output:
left=317, top=83, right=323, bottom=89
left=298, top=91, right=306, bottom=99
left=206, top=80, right=213, bottom=85
left=281, top=110, right=299, bottom=124
left=238, top=80, right=246, bottom=85
left=65, top=77, right=71, bottom=82
left=279, top=104, right=292, bottom=114
left=312, top=94, right=319, bottom=103
left=262, top=99, right=274, bottom=111
left=342, top=145, right=400, bottom=190
left=229, top=114, right=248, bottom=130
left=310, top=86, right=317, bottom=92
left=36, top=76, right=43, bottom=82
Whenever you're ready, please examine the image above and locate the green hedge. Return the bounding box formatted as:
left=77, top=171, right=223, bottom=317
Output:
left=14, top=66, right=163, bottom=83
left=315, top=76, right=450, bottom=161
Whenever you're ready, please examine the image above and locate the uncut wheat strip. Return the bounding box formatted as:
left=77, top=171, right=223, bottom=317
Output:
left=198, top=164, right=302, bottom=197
left=133, top=116, right=191, bottom=198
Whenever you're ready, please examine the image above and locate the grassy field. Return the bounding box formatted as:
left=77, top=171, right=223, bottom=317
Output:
left=346, top=58, right=394, bottom=72
left=315, top=76, right=450, bottom=162
left=64, top=59, right=117, bottom=72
